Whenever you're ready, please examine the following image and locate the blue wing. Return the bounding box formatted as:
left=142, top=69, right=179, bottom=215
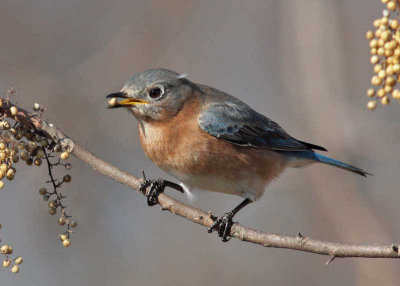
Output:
left=198, top=94, right=326, bottom=152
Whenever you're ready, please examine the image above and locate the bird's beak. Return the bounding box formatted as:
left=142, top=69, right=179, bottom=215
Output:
left=106, top=92, right=148, bottom=108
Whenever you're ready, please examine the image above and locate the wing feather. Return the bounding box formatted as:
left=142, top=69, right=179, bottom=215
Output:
left=198, top=100, right=326, bottom=152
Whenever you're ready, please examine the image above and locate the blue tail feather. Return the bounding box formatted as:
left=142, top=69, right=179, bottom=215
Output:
left=283, top=151, right=372, bottom=177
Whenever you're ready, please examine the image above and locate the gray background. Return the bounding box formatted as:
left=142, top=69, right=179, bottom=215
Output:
left=1, top=0, right=399, bottom=285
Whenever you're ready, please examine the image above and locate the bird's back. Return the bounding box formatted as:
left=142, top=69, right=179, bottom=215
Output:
left=196, top=84, right=326, bottom=152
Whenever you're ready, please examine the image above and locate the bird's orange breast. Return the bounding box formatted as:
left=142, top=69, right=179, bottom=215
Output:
left=138, top=97, right=206, bottom=173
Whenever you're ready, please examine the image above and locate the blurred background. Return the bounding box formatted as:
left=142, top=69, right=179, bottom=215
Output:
left=0, top=0, right=399, bottom=285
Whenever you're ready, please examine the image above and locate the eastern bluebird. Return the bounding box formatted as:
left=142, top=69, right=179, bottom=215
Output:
left=107, top=68, right=370, bottom=241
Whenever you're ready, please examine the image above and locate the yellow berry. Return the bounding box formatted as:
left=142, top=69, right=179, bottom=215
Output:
left=385, top=49, right=394, bottom=57
left=377, top=88, right=386, bottom=98
left=374, top=64, right=382, bottom=73
left=392, top=89, right=400, bottom=99
left=10, top=106, right=18, bottom=116
left=386, top=49, right=394, bottom=57
left=367, top=89, right=375, bottom=97
left=14, top=257, right=23, bottom=265
left=58, top=217, right=67, bottom=226
left=387, top=65, right=394, bottom=75
left=33, top=103, right=40, bottom=111
left=39, top=188, right=47, bottom=195
left=378, top=70, right=387, bottom=79
left=34, top=158, right=42, bottom=166
left=20, top=151, right=29, bottom=161
left=0, top=245, right=10, bottom=254
left=384, top=85, right=393, bottom=93
left=387, top=1, right=397, bottom=11
left=17, top=142, right=25, bottom=150
left=371, top=55, right=380, bottom=64
left=6, top=168, right=15, bottom=178
left=367, top=100, right=378, bottom=110
left=391, top=19, right=399, bottom=29
left=62, top=239, right=71, bottom=247
left=381, top=31, right=390, bottom=41
left=48, top=208, right=56, bottom=215
left=60, top=151, right=69, bottom=160
left=0, top=164, right=8, bottom=173
left=382, top=96, right=390, bottom=105
left=386, top=76, right=396, bottom=86
left=48, top=201, right=57, bottom=209
left=370, top=39, right=378, bottom=48
left=2, top=259, right=11, bottom=268
left=27, top=141, right=37, bottom=151
left=11, top=265, right=19, bottom=273
left=59, top=234, right=68, bottom=241
left=372, top=76, right=382, bottom=86
left=108, top=97, right=117, bottom=107
left=6, top=175, right=14, bottom=181
left=385, top=42, right=393, bottom=50
left=366, top=30, right=374, bottom=40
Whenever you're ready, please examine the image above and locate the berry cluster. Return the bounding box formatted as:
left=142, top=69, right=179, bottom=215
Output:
left=0, top=122, right=48, bottom=189
left=38, top=149, right=77, bottom=249
left=0, top=225, right=22, bottom=273
left=0, top=95, right=78, bottom=273
left=366, top=1, right=400, bottom=110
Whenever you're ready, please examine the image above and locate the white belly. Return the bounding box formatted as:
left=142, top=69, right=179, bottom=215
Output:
left=168, top=169, right=266, bottom=201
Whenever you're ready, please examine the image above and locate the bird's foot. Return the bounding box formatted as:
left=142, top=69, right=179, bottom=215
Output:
left=140, top=179, right=166, bottom=206
left=207, top=211, right=235, bottom=242
left=139, top=177, right=184, bottom=206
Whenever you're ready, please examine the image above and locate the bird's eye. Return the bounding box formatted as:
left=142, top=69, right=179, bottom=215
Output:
left=148, top=87, right=163, bottom=99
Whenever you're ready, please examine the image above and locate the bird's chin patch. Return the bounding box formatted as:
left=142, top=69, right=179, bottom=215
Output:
left=128, top=105, right=165, bottom=122
left=128, top=106, right=143, bottom=118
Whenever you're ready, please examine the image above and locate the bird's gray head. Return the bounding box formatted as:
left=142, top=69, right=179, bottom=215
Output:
left=106, top=68, right=194, bottom=121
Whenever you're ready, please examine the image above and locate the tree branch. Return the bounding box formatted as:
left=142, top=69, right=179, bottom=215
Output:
left=1, top=99, right=399, bottom=260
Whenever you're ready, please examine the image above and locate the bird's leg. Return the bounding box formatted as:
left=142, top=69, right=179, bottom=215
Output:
left=208, top=198, right=252, bottom=242
left=139, top=175, right=184, bottom=206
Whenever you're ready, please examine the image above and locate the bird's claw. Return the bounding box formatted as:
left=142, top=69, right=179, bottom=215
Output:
left=139, top=177, right=184, bottom=206
left=140, top=179, right=166, bottom=206
left=207, top=212, right=234, bottom=242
